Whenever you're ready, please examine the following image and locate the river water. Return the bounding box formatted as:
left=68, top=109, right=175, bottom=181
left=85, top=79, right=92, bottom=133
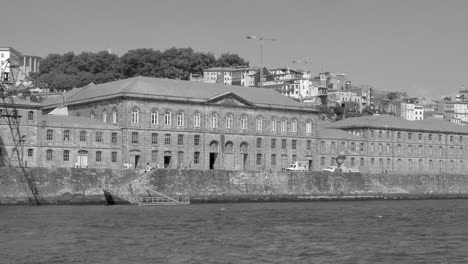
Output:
left=1, top=200, right=467, bottom=264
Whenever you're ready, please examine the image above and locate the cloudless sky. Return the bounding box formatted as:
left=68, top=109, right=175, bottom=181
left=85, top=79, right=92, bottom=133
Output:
left=4, top=0, right=468, bottom=99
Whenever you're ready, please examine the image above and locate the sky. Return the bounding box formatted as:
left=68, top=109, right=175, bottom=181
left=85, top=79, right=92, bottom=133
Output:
left=3, top=0, right=468, bottom=99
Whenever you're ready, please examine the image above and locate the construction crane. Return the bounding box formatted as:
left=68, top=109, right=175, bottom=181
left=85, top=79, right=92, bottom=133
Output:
left=0, top=59, right=41, bottom=205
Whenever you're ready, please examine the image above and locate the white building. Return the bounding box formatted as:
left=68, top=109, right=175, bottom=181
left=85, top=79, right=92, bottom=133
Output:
left=400, top=102, right=424, bottom=121
left=0, top=47, right=40, bottom=85
left=453, top=102, right=468, bottom=122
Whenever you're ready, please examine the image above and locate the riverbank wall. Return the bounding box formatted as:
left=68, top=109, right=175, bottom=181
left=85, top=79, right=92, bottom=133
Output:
left=1, top=167, right=468, bottom=205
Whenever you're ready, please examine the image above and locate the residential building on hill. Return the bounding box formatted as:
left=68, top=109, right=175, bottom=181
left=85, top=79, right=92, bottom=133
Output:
left=202, top=67, right=256, bottom=86
left=0, top=47, right=40, bottom=85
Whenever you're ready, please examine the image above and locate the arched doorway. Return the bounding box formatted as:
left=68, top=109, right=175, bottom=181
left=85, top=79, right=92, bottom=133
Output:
left=224, top=141, right=234, bottom=170
left=77, top=150, right=88, bottom=168
left=209, top=141, right=219, bottom=169
left=240, top=142, right=249, bottom=170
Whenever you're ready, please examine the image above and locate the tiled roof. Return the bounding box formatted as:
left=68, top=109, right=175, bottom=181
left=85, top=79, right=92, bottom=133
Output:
left=44, top=76, right=316, bottom=111
left=325, top=115, right=468, bottom=134
left=40, top=115, right=118, bottom=129
left=317, top=121, right=362, bottom=140
left=7, top=97, right=42, bottom=107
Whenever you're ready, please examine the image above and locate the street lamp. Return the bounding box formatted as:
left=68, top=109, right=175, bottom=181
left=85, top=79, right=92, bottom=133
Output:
left=246, top=35, right=276, bottom=87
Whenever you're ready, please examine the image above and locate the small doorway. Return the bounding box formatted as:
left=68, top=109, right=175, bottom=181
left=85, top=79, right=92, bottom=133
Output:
left=209, top=153, right=218, bottom=169
left=164, top=151, right=172, bottom=168
left=308, top=160, right=313, bottom=171
left=134, top=155, right=140, bottom=168
left=242, top=154, right=248, bottom=170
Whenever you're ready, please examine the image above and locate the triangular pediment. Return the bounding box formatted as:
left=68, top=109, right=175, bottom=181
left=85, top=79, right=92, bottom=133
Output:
left=206, top=92, right=256, bottom=107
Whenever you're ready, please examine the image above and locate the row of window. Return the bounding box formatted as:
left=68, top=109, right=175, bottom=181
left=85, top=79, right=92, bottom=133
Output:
left=320, top=156, right=465, bottom=170
left=361, top=129, right=465, bottom=143
left=0, top=110, right=34, bottom=120
left=128, top=109, right=315, bottom=134
left=46, top=130, right=118, bottom=144
left=45, top=149, right=118, bottom=163
left=320, top=141, right=465, bottom=156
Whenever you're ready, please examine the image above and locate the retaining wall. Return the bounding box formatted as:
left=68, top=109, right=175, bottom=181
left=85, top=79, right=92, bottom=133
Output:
left=1, top=167, right=468, bottom=205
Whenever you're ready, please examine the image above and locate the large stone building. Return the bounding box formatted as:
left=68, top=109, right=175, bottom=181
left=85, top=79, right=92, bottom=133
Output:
left=41, top=77, right=319, bottom=171
left=323, top=115, right=468, bottom=174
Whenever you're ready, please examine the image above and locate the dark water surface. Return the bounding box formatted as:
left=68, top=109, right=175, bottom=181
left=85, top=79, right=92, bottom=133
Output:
left=1, top=200, right=467, bottom=264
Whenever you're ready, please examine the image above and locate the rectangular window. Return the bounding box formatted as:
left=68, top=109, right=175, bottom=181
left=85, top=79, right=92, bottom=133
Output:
left=46, top=150, right=53, bottom=161
left=96, top=151, right=102, bottom=162
left=194, top=135, right=200, bottom=146
left=397, top=132, right=401, bottom=139
left=151, top=150, right=158, bottom=163
left=111, top=132, right=118, bottom=144
left=256, top=154, right=262, bottom=165
left=429, top=134, right=432, bottom=141
left=131, top=132, right=138, bottom=144
left=28, top=149, right=33, bottom=157
left=256, top=138, right=262, bottom=148
left=152, top=133, right=158, bottom=144
left=306, top=140, right=312, bottom=150
left=194, top=152, right=200, bottom=164
left=271, top=139, right=276, bottom=149
left=306, top=121, right=312, bottom=134
left=282, top=139, right=287, bottom=149
left=63, top=130, right=70, bottom=142
left=111, top=152, right=117, bottom=162
left=165, top=134, right=171, bottom=145
left=46, top=130, right=53, bottom=141
left=418, top=134, right=422, bottom=140
left=351, top=158, right=355, bottom=166
left=256, top=119, right=263, bottom=131
left=80, top=131, right=86, bottom=142
left=178, top=134, right=184, bottom=145
left=292, top=155, right=297, bottom=163
left=271, top=154, right=276, bottom=166
left=360, top=143, right=365, bottom=152
left=95, top=132, right=102, bottom=143
left=360, top=158, right=365, bottom=166
left=292, top=140, right=297, bottom=150
left=439, top=135, right=442, bottom=141
left=63, top=150, right=69, bottom=161
left=408, top=133, right=412, bottom=140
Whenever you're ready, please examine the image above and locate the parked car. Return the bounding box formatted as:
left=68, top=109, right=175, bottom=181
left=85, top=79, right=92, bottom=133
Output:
left=322, top=166, right=359, bottom=172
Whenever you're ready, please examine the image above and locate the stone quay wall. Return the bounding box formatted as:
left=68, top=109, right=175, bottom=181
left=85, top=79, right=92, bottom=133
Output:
left=1, top=167, right=468, bottom=205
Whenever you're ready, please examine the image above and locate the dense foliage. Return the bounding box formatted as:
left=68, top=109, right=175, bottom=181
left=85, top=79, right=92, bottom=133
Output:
left=32, top=48, right=249, bottom=91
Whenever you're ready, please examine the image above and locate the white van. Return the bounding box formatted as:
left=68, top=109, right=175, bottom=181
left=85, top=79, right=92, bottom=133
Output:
left=286, top=161, right=308, bottom=171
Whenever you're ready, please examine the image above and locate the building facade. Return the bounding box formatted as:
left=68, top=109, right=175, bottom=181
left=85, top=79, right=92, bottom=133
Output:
left=41, top=77, right=319, bottom=171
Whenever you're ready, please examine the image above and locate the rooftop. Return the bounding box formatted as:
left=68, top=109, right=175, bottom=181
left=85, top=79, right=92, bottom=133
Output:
left=325, top=115, right=468, bottom=134
left=43, top=76, right=317, bottom=112
left=40, top=115, right=118, bottom=129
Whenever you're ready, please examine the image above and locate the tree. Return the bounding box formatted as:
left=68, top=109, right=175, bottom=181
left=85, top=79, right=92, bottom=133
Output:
left=215, top=53, right=249, bottom=67
left=33, top=47, right=249, bottom=90
left=119, top=48, right=163, bottom=78
left=362, top=105, right=376, bottom=116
